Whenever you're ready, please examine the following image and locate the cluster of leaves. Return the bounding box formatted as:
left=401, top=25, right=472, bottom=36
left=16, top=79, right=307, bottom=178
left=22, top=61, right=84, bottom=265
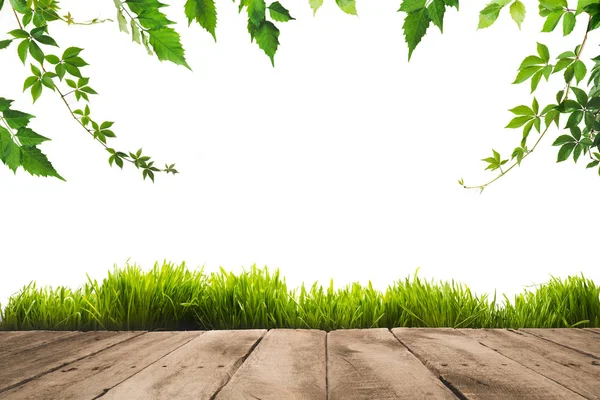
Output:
left=0, top=97, right=63, bottom=179
left=0, top=0, right=178, bottom=181
left=473, top=0, right=600, bottom=188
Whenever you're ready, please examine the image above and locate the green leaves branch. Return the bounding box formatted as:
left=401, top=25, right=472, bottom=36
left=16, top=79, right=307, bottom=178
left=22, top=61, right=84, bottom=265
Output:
left=1, top=0, right=177, bottom=181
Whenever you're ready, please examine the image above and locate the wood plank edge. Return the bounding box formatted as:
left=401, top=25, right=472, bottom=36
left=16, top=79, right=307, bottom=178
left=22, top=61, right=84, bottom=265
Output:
left=388, top=329, right=467, bottom=400
left=195, top=330, right=268, bottom=400
left=516, top=329, right=600, bottom=359
left=583, top=328, right=600, bottom=335
left=0, top=331, right=148, bottom=395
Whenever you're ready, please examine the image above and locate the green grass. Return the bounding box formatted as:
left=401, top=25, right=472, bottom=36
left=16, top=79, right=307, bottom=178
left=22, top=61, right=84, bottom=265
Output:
left=1, top=262, right=598, bottom=331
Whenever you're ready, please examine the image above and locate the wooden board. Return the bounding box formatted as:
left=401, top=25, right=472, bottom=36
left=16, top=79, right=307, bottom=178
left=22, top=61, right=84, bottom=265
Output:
left=520, top=328, right=600, bottom=358
left=392, top=328, right=585, bottom=399
left=461, top=329, right=600, bottom=399
left=328, top=328, right=457, bottom=399
left=1, top=331, right=201, bottom=400
left=583, top=328, right=600, bottom=335
left=102, top=330, right=265, bottom=400
left=0, top=331, right=143, bottom=393
left=0, top=331, right=79, bottom=357
left=215, top=329, right=326, bottom=400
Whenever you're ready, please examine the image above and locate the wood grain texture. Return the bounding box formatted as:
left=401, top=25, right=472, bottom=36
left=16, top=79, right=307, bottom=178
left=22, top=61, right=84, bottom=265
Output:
left=0, top=331, right=201, bottom=400
left=460, top=328, right=600, bottom=399
left=103, top=330, right=265, bottom=400
left=328, top=328, right=457, bottom=400
left=392, top=328, right=585, bottom=400
left=520, top=328, right=600, bottom=358
left=0, top=331, right=143, bottom=394
left=584, top=328, right=600, bottom=335
left=0, top=331, right=78, bottom=357
left=215, top=329, right=326, bottom=400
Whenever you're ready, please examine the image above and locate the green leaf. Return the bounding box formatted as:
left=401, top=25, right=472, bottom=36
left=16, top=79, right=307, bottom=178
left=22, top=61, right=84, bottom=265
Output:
left=509, top=0, right=526, bottom=29
left=565, top=109, right=583, bottom=128
left=268, top=1, right=294, bottom=22
left=553, top=58, right=573, bottom=72
left=8, top=29, right=29, bottom=39
left=478, top=2, right=502, bottom=29
left=254, top=20, right=280, bottom=66
left=542, top=10, right=564, bottom=32
left=531, top=70, right=543, bottom=92
left=23, top=76, right=37, bottom=91
left=184, top=0, right=218, bottom=40
left=247, top=0, right=266, bottom=27
left=1, top=135, right=21, bottom=173
left=518, top=55, right=544, bottom=69
left=586, top=160, right=599, bottom=168
left=573, top=143, right=583, bottom=162
left=16, top=127, right=50, bottom=146
left=540, top=0, right=567, bottom=11
left=537, top=42, right=550, bottom=63
left=577, top=0, right=595, bottom=15
left=506, top=115, right=533, bottom=128
left=403, top=8, right=430, bottom=61
left=21, top=146, right=64, bottom=180
left=552, top=135, right=575, bottom=146
left=557, top=142, right=576, bottom=162
left=63, top=47, right=83, bottom=59
left=427, top=0, right=446, bottom=33
left=335, top=0, right=357, bottom=15
left=513, top=66, right=542, bottom=84
left=117, top=9, right=129, bottom=33
left=148, top=27, right=190, bottom=69
left=563, top=11, right=576, bottom=35
left=9, top=0, right=28, bottom=13
left=3, top=109, right=34, bottom=129
left=28, top=40, right=44, bottom=64
left=573, top=60, right=587, bottom=83
left=571, top=87, right=588, bottom=106
left=17, top=39, right=29, bottom=64
left=565, top=64, right=575, bottom=83
left=35, top=35, right=58, bottom=46
left=399, top=0, right=426, bottom=13
left=309, top=0, right=324, bottom=15
left=31, top=81, right=42, bottom=103
left=509, top=105, right=534, bottom=115
left=0, top=98, right=13, bottom=112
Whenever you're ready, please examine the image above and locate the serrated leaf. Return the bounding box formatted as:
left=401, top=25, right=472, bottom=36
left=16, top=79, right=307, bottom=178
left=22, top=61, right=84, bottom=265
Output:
left=427, top=0, right=445, bottom=32
left=1, top=135, right=21, bottom=173
left=247, top=0, right=266, bottom=26
left=513, top=66, right=542, bottom=84
left=309, top=0, right=324, bottom=15
left=506, top=115, right=533, bottom=128
left=184, top=0, right=217, bottom=40
left=573, top=60, right=587, bottom=83
left=254, top=20, right=279, bottom=66
left=336, top=0, right=357, bottom=15
left=542, top=10, right=564, bottom=32
left=28, top=40, right=44, bottom=64
left=268, top=1, right=294, bottom=22
left=563, top=11, right=576, bottom=35
left=399, top=0, right=426, bottom=13
left=148, top=27, right=190, bottom=69
left=519, top=55, right=544, bottom=69
left=21, top=146, right=64, bottom=180
left=0, top=39, right=12, bottom=50
left=478, top=2, right=502, bottom=29
left=31, top=81, right=42, bottom=103
left=510, top=0, right=526, bottom=29
left=571, top=87, right=588, bottom=106
left=17, top=39, right=28, bottom=64
left=531, top=70, right=543, bottom=92
left=565, top=109, right=583, bottom=128
left=9, top=0, right=28, bottom=13
left=509, top=105, right=534, bottom=115
left=557, top=142, right=576, bottom=162
left=537, top=42, right=550, bottom=63
left=3, top=109, right=34, bottom=129
left=586, top=160, right=599, bottom=168
left=15, top=127, right=49, bottom=146
left=403, top=8, right=430, bottom=61
left=552, top=134, right=576, bottom=146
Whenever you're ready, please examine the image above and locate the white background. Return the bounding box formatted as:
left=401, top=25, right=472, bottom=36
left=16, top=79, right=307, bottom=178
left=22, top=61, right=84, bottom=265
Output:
left=1, top=1, right=598, bottom=307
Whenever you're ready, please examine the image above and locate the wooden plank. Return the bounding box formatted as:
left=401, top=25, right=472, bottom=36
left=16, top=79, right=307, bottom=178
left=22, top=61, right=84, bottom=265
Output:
left=103, top=330, right=265, bottom=400
left=583, top=328, right=600, bottom=335
left=215, top=329, right=326, bottom=400
left=0, top=331, right=144, bottom=393
left=461, top=329, right=600, bottom=399
left=520, top=328, right=600, bottom=358
left=2, top=331, right=202, bottom=400
left=392, top=328, right=585, bottom=399
left=328, top=329, right=457, bottom=399
left=0, top=331, right=78, bottom=357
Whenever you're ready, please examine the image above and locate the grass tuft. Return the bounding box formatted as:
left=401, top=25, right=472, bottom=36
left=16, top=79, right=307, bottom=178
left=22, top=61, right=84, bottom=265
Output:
left=1, top=262, right=598, bottom=331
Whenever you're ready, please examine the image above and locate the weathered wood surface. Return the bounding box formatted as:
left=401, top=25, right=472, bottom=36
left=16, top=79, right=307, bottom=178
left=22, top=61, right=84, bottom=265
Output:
left=214, top=329, right=327, bottom=400
left=0, top=331, right=77, bottom=357
left=1, top=328, right=599, bottom=400
left=585, top=328, right=600, bottom=335
left=460, top=328, right=600, bottom=399
left=328, top=328, right=456, bottom=399
left=392, top=328, right=585, bottom=399
left=1, top=331, right=201, bottom=400
left=0, top=331, right=143, bottom=394
left=103, top=330, right=265, bottom=400
left=520, top=328, right=600, bottom=358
